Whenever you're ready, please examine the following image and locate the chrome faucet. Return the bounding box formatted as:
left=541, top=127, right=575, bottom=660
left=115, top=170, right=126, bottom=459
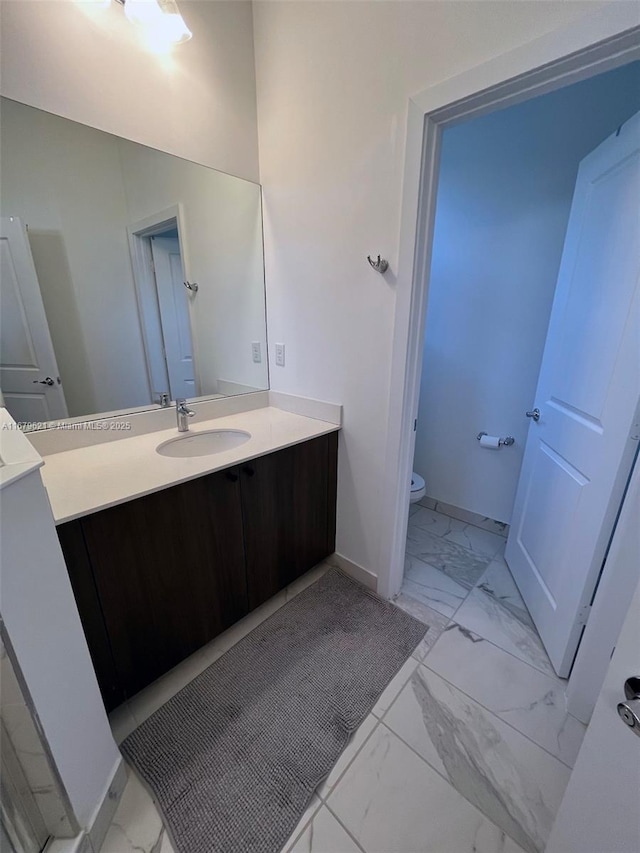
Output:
left=176, top=398, right=196, bottom=432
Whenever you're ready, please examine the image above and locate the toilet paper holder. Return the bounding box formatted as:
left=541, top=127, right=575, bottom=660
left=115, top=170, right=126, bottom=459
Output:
left=477, top=432, right=515, bottom=447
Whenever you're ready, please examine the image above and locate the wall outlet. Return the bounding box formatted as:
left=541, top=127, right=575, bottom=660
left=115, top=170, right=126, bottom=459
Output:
left=251, top=341, right=262, bottom=363
left=275, top=343, right=285, bottom=367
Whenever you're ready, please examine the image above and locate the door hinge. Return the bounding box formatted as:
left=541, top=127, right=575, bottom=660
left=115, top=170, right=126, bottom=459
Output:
left=577, top=603, right=591, bottom=627
left=413, top=419, right=417, bottom=432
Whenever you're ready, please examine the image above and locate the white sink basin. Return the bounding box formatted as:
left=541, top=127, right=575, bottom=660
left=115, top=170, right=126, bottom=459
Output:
left=156, top=429, right=251, bottom=458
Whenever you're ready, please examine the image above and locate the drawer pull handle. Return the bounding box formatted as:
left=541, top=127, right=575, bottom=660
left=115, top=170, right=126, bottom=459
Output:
left=243, top=466, right=255, bottom=477
left=226, top=471, right=239, bottom=483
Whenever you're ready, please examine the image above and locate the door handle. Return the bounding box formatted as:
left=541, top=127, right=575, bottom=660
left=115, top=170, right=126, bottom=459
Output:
left=624, top=677, right=640, bottom=700
left=617, top=676, right=640, bottom=737
left=525, top=408, right=540, bottom=422
left=32, top=376, right=55, bottom=386
left=242, top=466, right=255, bottom=477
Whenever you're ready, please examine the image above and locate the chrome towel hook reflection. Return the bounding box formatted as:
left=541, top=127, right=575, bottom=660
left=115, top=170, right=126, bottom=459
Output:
left=183, top=281, right=199, bottom=293
left=367, top=254, right=389, bottom=274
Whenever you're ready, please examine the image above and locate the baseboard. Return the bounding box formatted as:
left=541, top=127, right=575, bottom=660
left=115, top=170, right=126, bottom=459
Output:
left=331, top=553, right=378, bottom=592
left=418, top=496, right=509, bottom=537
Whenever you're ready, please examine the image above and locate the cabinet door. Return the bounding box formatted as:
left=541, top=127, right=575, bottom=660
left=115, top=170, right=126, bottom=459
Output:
left=57, top=520, right=123, bottom=712
left=80, top=469, right=247, bottom=698
left=241, top=433, right=338, bottom=609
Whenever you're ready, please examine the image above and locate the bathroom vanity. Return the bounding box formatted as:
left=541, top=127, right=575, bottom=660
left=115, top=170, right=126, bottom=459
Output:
left=42, top=403, right=339, bottom=711
left=1, top=95, right=345, bottom=714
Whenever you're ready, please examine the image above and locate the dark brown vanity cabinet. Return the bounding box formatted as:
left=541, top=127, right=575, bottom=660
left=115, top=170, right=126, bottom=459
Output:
left=241, top=432, right=338, bottom=609
left=57, top=432, right=338, bottom=710
left=68, top=470, right=248, bottom=702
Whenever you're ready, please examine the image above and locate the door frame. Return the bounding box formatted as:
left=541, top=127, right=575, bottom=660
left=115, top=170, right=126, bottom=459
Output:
left=127, top=204, right=200, bottom=402
left=377, top=6, right=640, bottom=712
left=149, top=235, right=197, bottom=400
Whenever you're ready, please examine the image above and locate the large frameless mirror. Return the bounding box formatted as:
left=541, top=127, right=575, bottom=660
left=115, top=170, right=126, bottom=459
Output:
left=0, top=97, right=268, bottom=427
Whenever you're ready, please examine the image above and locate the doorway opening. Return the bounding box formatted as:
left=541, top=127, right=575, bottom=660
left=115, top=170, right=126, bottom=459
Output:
left=378, top=16, right=640, bottom=722
left=399, top=60, right=640, bottom=680
left=128, top=206, right=199, bottom=404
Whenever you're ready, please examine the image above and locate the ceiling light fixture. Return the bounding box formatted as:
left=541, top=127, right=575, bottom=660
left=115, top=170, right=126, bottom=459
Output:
left=116, top=0, right=192, bottom=46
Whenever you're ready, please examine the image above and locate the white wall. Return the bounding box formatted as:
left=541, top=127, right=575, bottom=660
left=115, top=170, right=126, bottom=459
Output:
left=253, top=0, right=615, bottom=574
left=413, top=63, right=640, bottom=523
left=0, top=0, right=259, bottom=182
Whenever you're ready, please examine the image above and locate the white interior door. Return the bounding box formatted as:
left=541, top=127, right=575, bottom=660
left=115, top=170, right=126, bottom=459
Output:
left=505, top=112, right=640, bottom=677
left=0, top=216, right=68, bottom=422
left=150, top=236, right=196, bottom=400
left=505, top=114, right=640, bottom=676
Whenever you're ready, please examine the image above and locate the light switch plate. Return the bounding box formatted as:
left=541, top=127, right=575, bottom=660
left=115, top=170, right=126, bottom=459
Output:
left=251, top=342, right=262, bottom=363
left=275, top=343, right=285, bottom=367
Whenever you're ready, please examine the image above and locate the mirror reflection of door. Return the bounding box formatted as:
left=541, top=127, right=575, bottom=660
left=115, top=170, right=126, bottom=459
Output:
left=0, top=216, right=69, bottom=423
left=128, top=214, right=199, bottom=406
left=150, top=235, right=196, bottom=401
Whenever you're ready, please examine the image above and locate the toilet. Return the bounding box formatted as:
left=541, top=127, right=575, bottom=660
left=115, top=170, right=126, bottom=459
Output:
left=410, top=472, right=426, bottom=504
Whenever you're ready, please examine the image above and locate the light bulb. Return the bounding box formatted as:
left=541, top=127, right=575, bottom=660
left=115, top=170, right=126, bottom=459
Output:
left=124, top=0, right=162, bottom=28
left=157, top=0, right=192, bottom=43
left=124, top=0, right=191, bottom=45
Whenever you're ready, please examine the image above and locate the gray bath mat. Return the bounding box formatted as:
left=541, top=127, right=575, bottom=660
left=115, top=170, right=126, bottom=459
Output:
left=122, top=568, right=426, bottom=853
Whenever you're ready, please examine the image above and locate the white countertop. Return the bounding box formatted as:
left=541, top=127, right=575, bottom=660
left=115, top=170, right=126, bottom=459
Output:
left=0, top=408, right=44, bottom=489
left=40, top=406, right=340, bottom=525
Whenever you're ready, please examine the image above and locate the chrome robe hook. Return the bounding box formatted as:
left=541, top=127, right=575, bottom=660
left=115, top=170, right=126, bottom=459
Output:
left=367, top=255, right=389, bottom=274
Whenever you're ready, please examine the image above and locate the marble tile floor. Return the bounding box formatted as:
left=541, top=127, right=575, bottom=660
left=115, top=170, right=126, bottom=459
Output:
left=103, top=512, right=586, bottom=853
left=386, top=504, right=587, bottom=853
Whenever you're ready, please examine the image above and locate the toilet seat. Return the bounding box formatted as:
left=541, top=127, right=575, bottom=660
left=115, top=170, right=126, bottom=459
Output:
left=410, top=472, right=426, bottom=503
